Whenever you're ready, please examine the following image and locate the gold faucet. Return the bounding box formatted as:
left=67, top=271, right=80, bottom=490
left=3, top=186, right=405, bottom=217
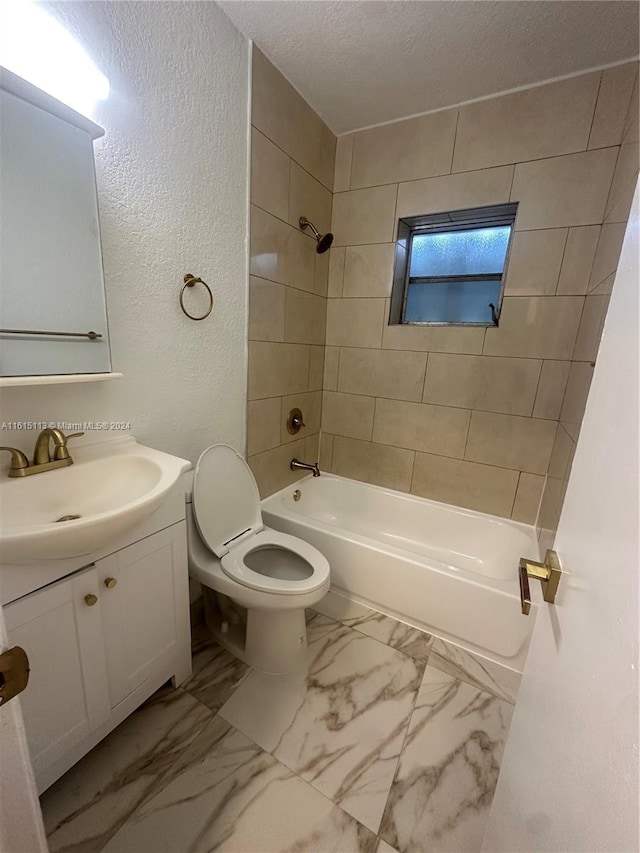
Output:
left=0, top=429, right=84, bottom=478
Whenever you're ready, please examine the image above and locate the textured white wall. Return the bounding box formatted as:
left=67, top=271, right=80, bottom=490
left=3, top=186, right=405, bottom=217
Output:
left=0, top=2, right=249, bottom=463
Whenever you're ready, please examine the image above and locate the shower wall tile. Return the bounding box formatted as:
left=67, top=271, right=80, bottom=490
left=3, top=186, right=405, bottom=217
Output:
left=422, top=353, right=541, bottom=416
left=372, top=398, right=470, bottom=458
left=465, top=411, right=556, bottom=475
left=453, top=73, right=599, bottom=172
left=397, top=165, right=514, bottom=219
left=327, top=246, right=346, bottom=297
left=247, top=50, right=336, bottom=494
left=556, top=226, right=601, bottom=295
left=314, top=249, right=330, bottom=297
left=247, top=397, right=281, bottom=456
left=605, top=145, right=640, bottom=224
left=318, top=432, right=334, bottom=471
left=322, top=391, right=375, bottom=441
left=532, top=360, right=571, bottom=420
left=331, top=436, right=415, bottom=492
left=588, top=62, right=638, bottom=150
left=547, top=423, right=575, bottom=481
left=251, top=127, right=290, bottom=221
left=280, top=391, right=322, bottom=444
left=382, top=321, right=485, bottom=354
left=483, top=296, right=583, bottom=360
left=248, top=341, right=311, bottom=400
left=559, top=362, right=594, bottom=425
left=332, top=184, right=398, bottom=246
left=537, top=475, right=566, bottom=539
left=350, top=110, right=457, bottom=188
left=333, top=133, right=354, bottom=192
left=326, top=297, right=386, bottom=348
left=288, top=161, right=332, bottom=235
left=323, top=346, right=340, bottom=391
left=308, top=345, right=325, bottom=391
left=252, top=47, right=335, bottom=189
left=284, top=288, right=327, bottom=345
left=503, top=229, right=567, bottom=296
left=338, top=348, right=427, bottom=402
left=573, top=294, right=610, bottom=362
left=511, top=473, right=545, bottom=525
left=623, top=71, right=639, bottom=143
left=322, top=68, right=632, bottom=525
left=248, top=277, right=286, bottom=342
left=342, top=243, right=395, bottom=298
left=248, top=436, right=309, bottom=498
left=510, top=148, right=618, bottom=229
left=250, top=205, right=316, bottom=292
left=248, top=55, right=633, bottom=522
left=588, top=222, right=627, bottom=290
left=411, top=453, right=519, bottom=518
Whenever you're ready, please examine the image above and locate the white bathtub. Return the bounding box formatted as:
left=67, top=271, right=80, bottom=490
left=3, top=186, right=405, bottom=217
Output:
left=261, top=474, right=540, bottom=670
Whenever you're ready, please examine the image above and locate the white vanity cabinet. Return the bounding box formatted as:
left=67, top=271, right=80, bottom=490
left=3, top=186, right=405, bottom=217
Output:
left=4, top=565, right=111, bottom=784
left=97, top=525, right=189, bottom=708
left=3, top=520, right=191, bottom=793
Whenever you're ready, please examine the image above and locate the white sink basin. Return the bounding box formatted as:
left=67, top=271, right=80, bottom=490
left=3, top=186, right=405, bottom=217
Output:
left=0, top=437, right=190, bottom=563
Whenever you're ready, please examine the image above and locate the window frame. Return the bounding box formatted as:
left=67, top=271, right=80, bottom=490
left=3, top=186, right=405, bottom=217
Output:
left=389, top=203, right=518, bottom=328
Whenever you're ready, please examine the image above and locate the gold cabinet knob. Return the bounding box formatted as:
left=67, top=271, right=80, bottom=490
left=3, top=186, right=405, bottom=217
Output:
left=104, top=577, right=117, bottom=589
left=84, top=593, right=98, bottom=607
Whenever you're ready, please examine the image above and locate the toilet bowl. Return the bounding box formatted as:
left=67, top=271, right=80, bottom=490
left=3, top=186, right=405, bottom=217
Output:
left=186, top=444, right=330, bottom=674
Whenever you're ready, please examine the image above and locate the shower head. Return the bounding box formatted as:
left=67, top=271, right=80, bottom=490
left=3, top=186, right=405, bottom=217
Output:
left=299, top=216, right=334, bottom=254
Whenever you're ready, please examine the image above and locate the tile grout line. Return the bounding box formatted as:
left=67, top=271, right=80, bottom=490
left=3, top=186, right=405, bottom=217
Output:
left=251, top=123, right=335, bottom=194
left=554, top=227, right=571, bottom=295
left=585, top=71, right=604, bottom=151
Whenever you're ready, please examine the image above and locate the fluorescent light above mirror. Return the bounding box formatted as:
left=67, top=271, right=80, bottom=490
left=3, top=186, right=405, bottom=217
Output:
left=0, top=1, right=109, bottom=118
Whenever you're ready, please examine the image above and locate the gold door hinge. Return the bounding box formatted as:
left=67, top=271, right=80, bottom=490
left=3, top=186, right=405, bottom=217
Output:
left=0, top=646, right=30, bottom=706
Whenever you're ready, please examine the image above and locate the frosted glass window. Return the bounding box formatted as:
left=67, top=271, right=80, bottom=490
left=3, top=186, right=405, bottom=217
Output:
left=405, top=280, right=500, bottom=324
left=388, top=203, right=517, bottom=327
left=409, top=227, right=511, bottom=278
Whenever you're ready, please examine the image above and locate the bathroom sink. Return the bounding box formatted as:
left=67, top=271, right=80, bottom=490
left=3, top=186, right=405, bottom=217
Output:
left=0, top=437, right=190, bottom=564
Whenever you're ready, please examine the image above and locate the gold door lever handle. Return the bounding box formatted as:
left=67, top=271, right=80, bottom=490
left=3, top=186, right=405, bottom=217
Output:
left=518, top=549, right=562, bottom=615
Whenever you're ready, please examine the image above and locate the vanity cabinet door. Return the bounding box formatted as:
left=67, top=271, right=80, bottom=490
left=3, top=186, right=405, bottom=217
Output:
left=4, top=566, right=111, bottom=783
left=96, top=523, right=189, bottom=708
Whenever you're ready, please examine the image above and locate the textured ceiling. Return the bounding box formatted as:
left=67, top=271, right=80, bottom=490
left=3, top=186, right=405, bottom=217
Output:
left=219, top=0, right=639, bottom=134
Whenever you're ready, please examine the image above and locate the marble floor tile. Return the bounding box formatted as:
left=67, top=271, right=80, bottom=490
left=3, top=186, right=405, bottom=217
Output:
left=427, top=638, right=522, bottom=704
left=376, top=838, right=399, bottom=853
left=183, top=624, right=249, bottom=713
left=312, top=601, right=433, bottom=663
left=41, top=685, right=213, bottom=853
left=338, top=610, right=433, bottom=663
left=219, top=615, right=425, bottom=834
left=102, top=716, right=378, bottom=853
left=379, top=667, right=514, bottom=853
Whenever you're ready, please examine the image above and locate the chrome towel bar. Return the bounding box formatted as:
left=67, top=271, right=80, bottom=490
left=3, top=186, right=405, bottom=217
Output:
left=0, top=328, right=102, bottom=339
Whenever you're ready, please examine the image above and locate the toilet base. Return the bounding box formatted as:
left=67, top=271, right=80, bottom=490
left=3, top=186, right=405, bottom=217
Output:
left=203, top=588, right=309, bottom=675
left=246, top=608, right=308, bottom=675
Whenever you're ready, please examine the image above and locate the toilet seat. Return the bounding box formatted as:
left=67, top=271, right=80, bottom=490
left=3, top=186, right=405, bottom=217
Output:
left=192, top=444, right=329, bottom=597
left=221, top=529, right=328, bottom=595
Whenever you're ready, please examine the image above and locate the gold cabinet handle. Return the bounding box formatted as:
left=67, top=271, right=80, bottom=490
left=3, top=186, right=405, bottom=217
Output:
left=104, top=577, right=117, bottom=589
left=518, top=549, right=562, bottom=615
left=84, top=593, right=98, bottom=607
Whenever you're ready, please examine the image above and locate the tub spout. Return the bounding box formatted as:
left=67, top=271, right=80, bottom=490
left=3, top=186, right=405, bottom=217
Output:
left=290, top=458, right=320, bottom=477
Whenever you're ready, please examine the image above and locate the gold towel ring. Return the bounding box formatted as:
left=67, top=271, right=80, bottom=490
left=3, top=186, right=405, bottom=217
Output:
left=180, top=274, right=213, bottom=321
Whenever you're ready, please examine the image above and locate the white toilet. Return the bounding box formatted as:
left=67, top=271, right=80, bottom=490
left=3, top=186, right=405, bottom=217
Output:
left=186, top=444, right=330, bottom=674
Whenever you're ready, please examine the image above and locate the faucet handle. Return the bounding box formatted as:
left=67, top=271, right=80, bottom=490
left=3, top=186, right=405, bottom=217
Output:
left=53, top=431, right=84, bottom=461
left=0, top=447, right=30, bottom=473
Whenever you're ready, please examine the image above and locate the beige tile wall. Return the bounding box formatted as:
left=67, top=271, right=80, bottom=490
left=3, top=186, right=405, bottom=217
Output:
left=538, top=65, right=640, bottom=544
left=247, top=49, right=335, bottom=496
left=321, top=62, right=639, bottom=534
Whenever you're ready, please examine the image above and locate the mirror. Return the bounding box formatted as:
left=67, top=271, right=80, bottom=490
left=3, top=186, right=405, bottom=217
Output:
left=0, top=69, right=112, bottom=378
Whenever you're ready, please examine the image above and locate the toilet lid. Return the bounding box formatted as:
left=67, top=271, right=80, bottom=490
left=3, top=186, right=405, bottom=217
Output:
left=193, top=444, right=263, bottom=557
